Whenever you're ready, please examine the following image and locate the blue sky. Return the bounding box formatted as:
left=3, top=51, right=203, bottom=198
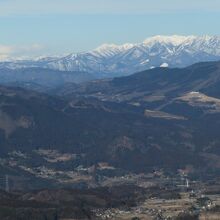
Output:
left=0, top=0, right=220, bottom=59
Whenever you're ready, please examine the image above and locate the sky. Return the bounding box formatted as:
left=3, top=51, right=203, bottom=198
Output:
left=0, top=0, right=220, bottom=60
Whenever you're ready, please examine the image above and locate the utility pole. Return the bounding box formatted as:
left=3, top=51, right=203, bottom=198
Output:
left=5, top=175, right=9, bottom=192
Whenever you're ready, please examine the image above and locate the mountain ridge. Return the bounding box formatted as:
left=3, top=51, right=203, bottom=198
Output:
left=1, top=35, right=220, bottom=78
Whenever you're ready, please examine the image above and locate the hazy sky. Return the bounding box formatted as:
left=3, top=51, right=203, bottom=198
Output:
left=1, top=0, right=220, bottom=59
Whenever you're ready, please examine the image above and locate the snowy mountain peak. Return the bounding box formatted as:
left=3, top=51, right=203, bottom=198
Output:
left=143, top=35, right=197, bottom=46
left=0, top=35, right=220, bottom=77
left=95, top=43, right=119, bottom=52
left=93, top=43, right=134, bottom=57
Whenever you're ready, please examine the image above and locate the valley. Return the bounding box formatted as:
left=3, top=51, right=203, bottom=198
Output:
left=0, top=61, right=220, bottom=219
left=1, top=0, right=220, bottom=218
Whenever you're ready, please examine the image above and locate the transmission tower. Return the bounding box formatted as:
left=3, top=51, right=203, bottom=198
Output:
left=5, top=175, right=9, bottom=192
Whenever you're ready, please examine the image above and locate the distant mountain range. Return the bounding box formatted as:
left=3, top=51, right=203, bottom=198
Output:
left=1, top=35, right=220, bottom=78
left=0, top=68, right=96, bottom=91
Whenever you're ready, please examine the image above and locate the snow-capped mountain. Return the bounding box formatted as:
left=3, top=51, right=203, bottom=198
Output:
left=1, top=35, right=220, bottom=77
